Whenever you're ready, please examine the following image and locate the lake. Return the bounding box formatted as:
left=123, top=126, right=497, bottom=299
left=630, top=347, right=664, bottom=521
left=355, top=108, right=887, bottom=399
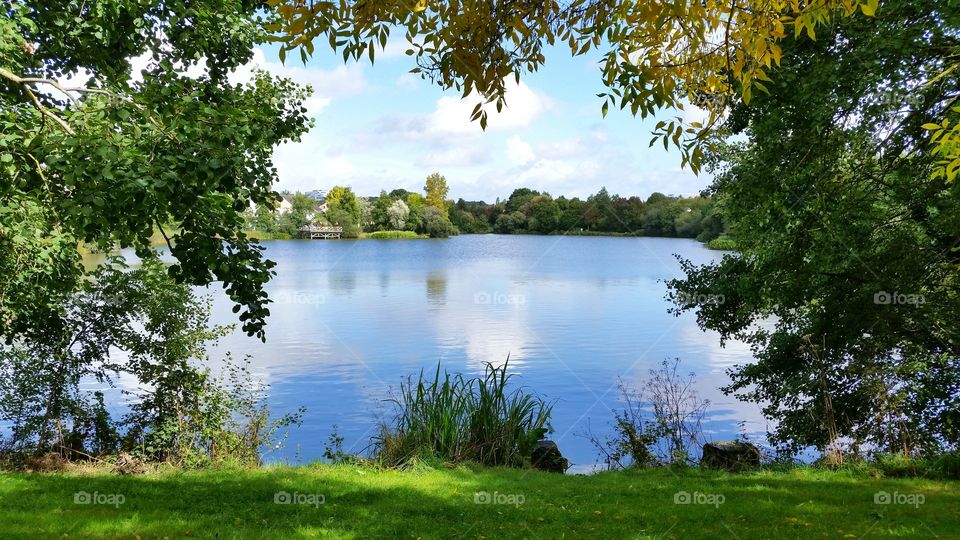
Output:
left=159, top=234, right=760, bottom=472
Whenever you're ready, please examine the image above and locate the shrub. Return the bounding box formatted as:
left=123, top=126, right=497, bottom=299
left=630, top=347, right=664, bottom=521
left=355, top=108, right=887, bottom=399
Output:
left=376, top=360, right=552, bottom=468
left=586, top=359, right=710, bottom=469
left=366, top=230, right=422, bottom=239
left=867, top=451, right=960, bottom=480
left=0, top=257, right=302, bottom=469
left=419, top=206, right=458, bottom=238
left=125, top=354, right=303, bottom=469
left=930, top=451, right=960, bottom=480
left=707, top=236, right=737, bottom=250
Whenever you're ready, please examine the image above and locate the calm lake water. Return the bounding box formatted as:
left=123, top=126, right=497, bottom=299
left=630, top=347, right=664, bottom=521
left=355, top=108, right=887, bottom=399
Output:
left=90, top=235, right=764, bottom=471
left=190, top=234, right=763, bottom=472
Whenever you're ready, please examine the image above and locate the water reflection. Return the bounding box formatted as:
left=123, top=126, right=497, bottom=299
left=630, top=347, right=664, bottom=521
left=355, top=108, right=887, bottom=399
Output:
left=425, top=272, right=447, bottom=305
left=328, top=272, right=357, bottom=295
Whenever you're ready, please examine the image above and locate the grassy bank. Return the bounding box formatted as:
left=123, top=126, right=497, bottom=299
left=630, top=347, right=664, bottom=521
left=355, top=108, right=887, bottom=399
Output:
left=244, top=230, right=293, bottom=240
left=361, top=230, right=428, bottom=239
left=1, top=464, right=956, bottom=538
left=706, top=236, right=737, bottom=251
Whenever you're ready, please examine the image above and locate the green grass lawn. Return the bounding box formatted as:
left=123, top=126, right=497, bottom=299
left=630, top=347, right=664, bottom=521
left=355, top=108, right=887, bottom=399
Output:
left=1, top=464, right=956, bottom=539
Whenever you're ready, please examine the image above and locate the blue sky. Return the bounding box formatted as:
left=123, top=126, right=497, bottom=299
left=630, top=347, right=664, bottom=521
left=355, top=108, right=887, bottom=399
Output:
left=241, top=40, right=710, bottom=202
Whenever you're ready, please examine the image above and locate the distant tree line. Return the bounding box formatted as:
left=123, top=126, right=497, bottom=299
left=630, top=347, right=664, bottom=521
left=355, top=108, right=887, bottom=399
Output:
left=448, top=187, right=726, bottom=241
left=247, top=180, right=728, bottom=243
left=245, top=173, right=458, bottom=239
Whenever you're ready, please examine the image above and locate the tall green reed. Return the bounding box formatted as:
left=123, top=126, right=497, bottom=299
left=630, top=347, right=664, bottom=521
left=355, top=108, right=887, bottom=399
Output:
left=376, top=358, right=552, bottom=467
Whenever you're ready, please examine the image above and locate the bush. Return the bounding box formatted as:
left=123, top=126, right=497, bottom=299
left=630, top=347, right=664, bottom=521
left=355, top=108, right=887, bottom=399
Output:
left=867, top=451, right=960, bottom=480
left=326, top=209, right=360, bottom=238
left=375, top=360, right=552, bottom=468
left=706, top=236, right=737, bottom=251
left=125, top=354, right=303, bottom=469
left=0, top=257, right=302, bottom=469
left=586, top=359, right=710, bottom=469
left=930, top=451, right=960, bottom=480
left=420, top=206, right=458, bottom=238
left=365, top=230, right=423, bottom=239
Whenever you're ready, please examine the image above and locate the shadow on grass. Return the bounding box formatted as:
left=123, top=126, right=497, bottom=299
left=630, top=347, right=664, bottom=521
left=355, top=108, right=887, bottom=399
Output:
left=0, top=466, right=957, bottom=538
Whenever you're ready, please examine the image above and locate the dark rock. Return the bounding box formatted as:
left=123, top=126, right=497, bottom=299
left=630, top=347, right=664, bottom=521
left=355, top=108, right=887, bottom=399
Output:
left=700, top=441, right=761, bottom=471
left=531, top=440, right=569, bottom=473
left=113, top=452, right=146, bottom=475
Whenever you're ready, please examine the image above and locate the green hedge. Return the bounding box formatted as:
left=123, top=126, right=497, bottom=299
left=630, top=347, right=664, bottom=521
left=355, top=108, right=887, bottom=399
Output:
left=364, top=230, right=425, bottom=239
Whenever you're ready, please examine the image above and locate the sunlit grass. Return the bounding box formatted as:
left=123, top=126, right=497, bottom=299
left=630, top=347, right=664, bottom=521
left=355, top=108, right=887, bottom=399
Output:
left=1, top=464, right=957, bottom=538
left=361, top=230, right=427, bottom=239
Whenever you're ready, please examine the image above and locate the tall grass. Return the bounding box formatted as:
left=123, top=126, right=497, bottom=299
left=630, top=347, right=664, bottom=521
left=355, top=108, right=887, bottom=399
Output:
left=364, top=230, right=425, bottom=239
left=376, top=359, right=552, bottom=467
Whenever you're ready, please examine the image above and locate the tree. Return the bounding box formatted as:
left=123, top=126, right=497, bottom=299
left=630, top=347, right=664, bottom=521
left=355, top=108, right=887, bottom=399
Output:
left=505, top=188, right=539, bottom=214
left=0, top=257, right=301, bottom=464
left=357, top=197, right=373, bottom=231
left=494, top=211, right=527, bottom=234
left=275, top=192, right=318, bottom=237
left=419, top=206, right=457, bottom=238
left=557, top=197, right=586, bottom=231
left=613, top=197, right=646, bottom=233
left=1, top=1, right=312, bottom=340
left=584, top=188, right=615, bottom=231
left=668, top=0, right=960, bottom=456
left=526, top=195, right=560, bottom=234
left=372, top=190, right=393, bottom=230
left=325, top=208, right=359, bottom=239
left=0, top=258, right=217, bottom=455
left=325, top=186, right=361, bottom=225
left=245, top=204, right=280, bottom=235
left=386, top=199, right=410, bottom=230
left=405, top=193, right=426, bottom=232
left=424, top=172, right=450, bottom=218
left=268, top=0, right=881, bottom=173
left=389, top=188, right=413, bottom=200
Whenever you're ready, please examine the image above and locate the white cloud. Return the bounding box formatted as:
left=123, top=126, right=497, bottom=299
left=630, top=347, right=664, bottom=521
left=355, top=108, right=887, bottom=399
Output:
left=506, top=136, right=535, bottom=166
left=395, top=72, right=421, bottom=90
left=322, top=155, right=357, bottom=178
left=416, top=144, right=490, bottom=168
left=427, top=78, right=545, bottom=135
left=534, top=137, right=585, bottom=159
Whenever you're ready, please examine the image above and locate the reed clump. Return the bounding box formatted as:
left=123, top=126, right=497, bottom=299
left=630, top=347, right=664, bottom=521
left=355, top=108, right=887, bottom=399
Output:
left=376, top=359, right=552, bottom=468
